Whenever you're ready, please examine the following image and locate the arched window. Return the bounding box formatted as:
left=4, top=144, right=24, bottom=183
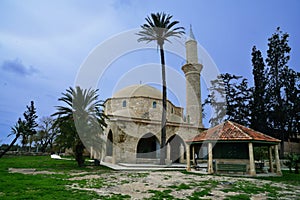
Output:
left=122, top=100, right=126, bottom=107
left=152, top=101, right=157, bottom=108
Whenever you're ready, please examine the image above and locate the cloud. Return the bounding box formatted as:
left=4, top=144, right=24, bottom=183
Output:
left=1, top=58, right=38, bottom=76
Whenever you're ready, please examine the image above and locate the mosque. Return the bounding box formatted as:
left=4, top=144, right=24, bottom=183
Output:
left=87, top=28, right=283, bottom=177
left=92, top=28, right=205, bottom=165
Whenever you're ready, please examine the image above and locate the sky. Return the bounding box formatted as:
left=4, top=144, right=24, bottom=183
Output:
left=0, top=0, right=299, bottom=144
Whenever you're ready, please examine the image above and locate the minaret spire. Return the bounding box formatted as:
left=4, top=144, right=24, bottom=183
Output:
left=189, top=24, right=196, bottom=40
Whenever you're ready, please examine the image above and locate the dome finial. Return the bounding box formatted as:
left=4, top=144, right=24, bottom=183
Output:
left=189, top=24, right=196, bottom=40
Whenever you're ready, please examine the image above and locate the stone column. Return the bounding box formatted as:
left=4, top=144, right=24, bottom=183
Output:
left=275, top=145, right=282, bottom=175
left=165, top=142, right=173, bottom=164
left=208, top=142, right=214, bottom=174
left=248, top=142, right=256, bottom=176
left=90, top=146, right=93, bottom=159
left=186, top=144, right=191, bottom=171
left=179, top=144, right=184, bottom=163
left=112, top=143, right=116, bottom=164
left=192, top=145, right=195, bottom=165
left=269, top=146, right=274, bottom=173
left=166, top=143, right=170, bottom=161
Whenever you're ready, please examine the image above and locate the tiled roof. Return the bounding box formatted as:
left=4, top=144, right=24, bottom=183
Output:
left=187, top=121, right=281, bottom=143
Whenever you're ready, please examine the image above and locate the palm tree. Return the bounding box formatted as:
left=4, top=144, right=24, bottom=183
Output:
left=52, top=86, right=106, bottom=167
left=0, top=118, right=25, bottom=158
left=137, top=12, right=185, bottom=165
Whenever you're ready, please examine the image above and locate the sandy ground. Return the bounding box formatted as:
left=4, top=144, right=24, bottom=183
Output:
left=9, top=168, right=300, bottom=199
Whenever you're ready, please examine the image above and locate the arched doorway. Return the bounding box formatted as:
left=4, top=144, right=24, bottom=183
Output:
left=136, top=133, right=159, bottom=158
left=167, top=135, right=185, bottom=163
left=106, top=130, right=113, bottom=156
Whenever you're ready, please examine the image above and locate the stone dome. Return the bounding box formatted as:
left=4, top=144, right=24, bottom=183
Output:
left=113, top=84, right=162, bottom=99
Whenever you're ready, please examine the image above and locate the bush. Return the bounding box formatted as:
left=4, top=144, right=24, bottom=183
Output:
left=284, top=153, right=300, bottom=174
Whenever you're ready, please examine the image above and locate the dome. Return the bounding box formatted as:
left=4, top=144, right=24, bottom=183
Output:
left=113, top=84, right=162, bottom=99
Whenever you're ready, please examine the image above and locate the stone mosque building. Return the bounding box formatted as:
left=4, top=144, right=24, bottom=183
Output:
left=87, top=28, right=283, bottom=176
left=96, top=27, right=205, bottom=165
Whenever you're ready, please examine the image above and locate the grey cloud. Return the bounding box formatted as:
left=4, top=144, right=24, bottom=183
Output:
left=1, top=58, right=38, bottom=76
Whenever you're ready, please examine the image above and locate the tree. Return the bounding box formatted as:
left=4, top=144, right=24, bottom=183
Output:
left=35, top=116, right=57, bottom=152
left=205, top=73, right=252, bottom=126
left=204, top=75, right=227, bottom=126
left=283, top=69, right=300, bottom=139
left=52, top=86, right=106, bottom=167
left=137, top=12, right=185, bottom=164
left=265, top=27, right=291, bottom=134
left=251, top=46, right=268, bottom=133
left=0, top=101, right=38, bottom=158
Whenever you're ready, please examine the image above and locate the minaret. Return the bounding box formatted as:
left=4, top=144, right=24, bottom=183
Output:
left=182, top=25, right=203, bottom=127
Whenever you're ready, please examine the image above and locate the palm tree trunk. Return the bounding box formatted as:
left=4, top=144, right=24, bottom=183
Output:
left=159, top=44, right=167, bottom=165
left=0, top=134, right=20, bottom=159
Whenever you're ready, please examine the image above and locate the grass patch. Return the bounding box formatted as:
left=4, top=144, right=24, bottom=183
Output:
left=98, top=194, right=131, bottom=199
left=0, top=172, right=99, bottom=200
left=221, top=180, right=284, bottom=198
left=127, top=172, right=149, bottom=178
left=255, top=170, right=300, bottom=186
left=0, top=155, right=111, bottom=199
left=169, top=183, right=191, bottom=190
left=188, top=188, right=212, bottom=199
left=146, top=189, right=175, bottom=200
left=224, top=194, right=250, bottom=200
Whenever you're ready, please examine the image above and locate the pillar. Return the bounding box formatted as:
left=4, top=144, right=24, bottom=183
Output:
left=90, top=146, right=93, bottom=159
left=275, top=145, right=282, bottom=175
left=192, top=145, right=195, bottom=165
left=166, top=143, right=170, bottom=161
left=179, top=144, right=184, bottom=163
left=269, top=146, right=274, bottom=173
left=248, top=142, right=256, bottom=176
left=208, top=142, right=214, bottom=174
left=186, top=144, right=191, bottom=171
left=112, top=143, right=116, bottom=164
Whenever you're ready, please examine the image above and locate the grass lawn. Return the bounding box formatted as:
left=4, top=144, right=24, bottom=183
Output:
left=0, top=156, right=299, bottom=199
left=0, top=155, right=109, bottom=200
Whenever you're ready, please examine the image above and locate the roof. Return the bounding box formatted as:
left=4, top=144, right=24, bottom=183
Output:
left=187, top=121, right=281, bottom=144
left=113, top=84, right=162, bottom=99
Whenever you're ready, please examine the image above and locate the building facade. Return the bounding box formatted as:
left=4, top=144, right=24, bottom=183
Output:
left=96, top=28, right=204, bottom=165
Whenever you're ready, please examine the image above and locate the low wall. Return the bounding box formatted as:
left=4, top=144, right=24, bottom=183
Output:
left=0, top=151, right=50, bottom=156
left=284, top=142, right=300, bottom=154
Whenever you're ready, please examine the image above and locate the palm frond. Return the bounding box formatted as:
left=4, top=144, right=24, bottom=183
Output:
left=137, top=12, right=185, bottom=46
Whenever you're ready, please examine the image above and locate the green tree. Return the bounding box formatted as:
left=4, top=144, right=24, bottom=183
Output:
left=205, top=73, right=252, bottom=126
left=0, top=119, right=25, bottom=158
left=283, top=69, right=300, bottom=139
left=137, top=12, right=185, bottom=164
left=265, top=27, right=291, bottom=134
left=204, top=75, right=227, bottom=126
left=35, top=116, right=58, bottom=153
left=52, top=86, right=106, bottom=167
left=251, top=46, right=268, bottom=133
left=0, top=101, right=38, bottom=158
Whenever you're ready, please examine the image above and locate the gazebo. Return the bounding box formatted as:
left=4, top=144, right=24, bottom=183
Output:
left=186, top=121, right=282, bottom=176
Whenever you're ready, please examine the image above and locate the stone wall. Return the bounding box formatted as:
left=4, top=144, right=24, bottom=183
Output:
left=101, top=117, right=202, bottom=164
left=105, top=97, right=183, bottom=123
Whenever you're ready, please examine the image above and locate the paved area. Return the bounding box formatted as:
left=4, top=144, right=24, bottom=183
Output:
left=101, top=161, right=187, bottom=171
left=101, top=161, right=284, bottom=177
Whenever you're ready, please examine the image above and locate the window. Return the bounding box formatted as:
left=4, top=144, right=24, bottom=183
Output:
left=122, top=100, right=126, bottom=107
left=152, top=101, right=157, bottom=108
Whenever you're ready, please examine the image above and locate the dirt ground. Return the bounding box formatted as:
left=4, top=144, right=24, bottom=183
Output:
left=9, top=168, right=300, bottom=199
